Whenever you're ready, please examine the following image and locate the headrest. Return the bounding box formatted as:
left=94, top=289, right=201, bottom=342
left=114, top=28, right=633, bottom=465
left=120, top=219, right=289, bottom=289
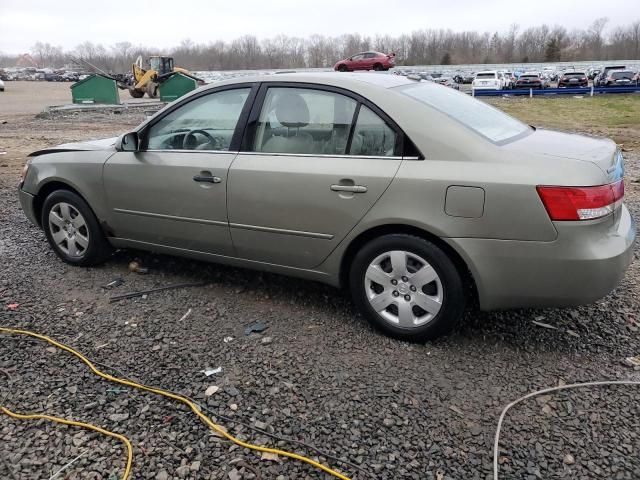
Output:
left=274, top=93, right=310, bottom=128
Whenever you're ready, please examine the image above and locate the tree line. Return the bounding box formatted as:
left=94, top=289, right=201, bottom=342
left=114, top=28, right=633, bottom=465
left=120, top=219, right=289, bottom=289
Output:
left=1, top=17, right=639, bottom=72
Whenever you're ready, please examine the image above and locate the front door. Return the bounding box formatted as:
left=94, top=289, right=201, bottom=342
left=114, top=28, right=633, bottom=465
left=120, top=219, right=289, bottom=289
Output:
left=103, top=86, right=253, bottom=256
left=227, top=85, right=403, bottom=269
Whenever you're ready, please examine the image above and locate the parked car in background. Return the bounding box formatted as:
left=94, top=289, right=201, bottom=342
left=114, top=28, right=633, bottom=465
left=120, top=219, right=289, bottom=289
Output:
left=460, top=72, right=475, bottom=84
left=18, top=72, right=635, bottom=342
left=588, top=68, right=601, bottom=80
left=44, top=73, right=64, bottom=82
left=515, top=72, right=548, bottom=89
left=558, top=71, right=589, bottom=88
left=433, top=76, right=460, bottom=90
left=0, top=79, right=4, bottom=92
left=602, top=70, right=637, bottom=87
left=334, top=51, right=395, bottom=72
left=594, top=65, right=626, bottom=86
left=62, top=72, right=80, bottom=82
left=472, top=71, right=503, bottom=90
left=501, top=71, right=516, bottom=89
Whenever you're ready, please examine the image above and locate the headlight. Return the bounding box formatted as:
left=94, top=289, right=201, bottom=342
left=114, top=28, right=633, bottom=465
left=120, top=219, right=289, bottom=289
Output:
left=21, top=159, right=31, bottom=183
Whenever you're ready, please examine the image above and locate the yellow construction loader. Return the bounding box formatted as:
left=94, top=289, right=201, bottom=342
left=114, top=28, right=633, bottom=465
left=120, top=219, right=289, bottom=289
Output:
left=126, top=55, right=190, bottom=98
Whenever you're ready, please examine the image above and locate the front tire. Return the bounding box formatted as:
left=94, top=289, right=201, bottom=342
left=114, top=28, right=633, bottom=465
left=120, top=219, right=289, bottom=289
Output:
left=349, top=234, right=466, bottom=342
left=373, top=63, right=383, bottom=71
left=41, top=190, right=112, bottom=267
left=337, top=64, right=348, bottom=72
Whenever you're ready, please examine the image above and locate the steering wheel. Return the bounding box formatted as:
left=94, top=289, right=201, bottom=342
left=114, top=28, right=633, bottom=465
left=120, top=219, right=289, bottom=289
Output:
left=183, top=129, right=221, bottom=150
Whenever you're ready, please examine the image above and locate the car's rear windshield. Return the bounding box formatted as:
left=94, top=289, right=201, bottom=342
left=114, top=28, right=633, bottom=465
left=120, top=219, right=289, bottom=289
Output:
left=564, top=73, right=585, bottom=78
left=520, top=75, right=538, bottom=79
left=475, top=73, right=496, bottom=79
left=612, top=71, right=634, bottom=79
left=397, top=83, right=531, bottom=143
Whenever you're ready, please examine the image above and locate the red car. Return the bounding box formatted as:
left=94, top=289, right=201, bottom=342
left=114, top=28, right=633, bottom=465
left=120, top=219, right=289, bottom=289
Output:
left=334, top=51, right=395, bottom=72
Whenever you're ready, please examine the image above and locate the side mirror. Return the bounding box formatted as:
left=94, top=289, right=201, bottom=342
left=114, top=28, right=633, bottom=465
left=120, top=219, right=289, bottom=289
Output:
left=118, top=132, right=139, bottom=152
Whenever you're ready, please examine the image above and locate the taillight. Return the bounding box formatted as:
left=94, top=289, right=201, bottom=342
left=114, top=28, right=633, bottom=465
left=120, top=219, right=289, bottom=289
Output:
left=536, top=180, right=624, bottom=221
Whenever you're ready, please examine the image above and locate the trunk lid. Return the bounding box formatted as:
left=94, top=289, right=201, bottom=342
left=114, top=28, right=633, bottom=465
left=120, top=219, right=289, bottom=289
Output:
left=504, top=129, right=621, bottom=183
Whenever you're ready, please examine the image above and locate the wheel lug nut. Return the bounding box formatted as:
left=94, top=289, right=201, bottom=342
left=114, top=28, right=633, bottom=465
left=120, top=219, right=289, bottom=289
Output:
left=410, top=285, right=417, bottom=292
left=404, top=295, right=411, bottom=301
left=392, top=291, right=399, bottom=297
left=391, top=279, right=397, bottom=285
left=401, top=276, right=408, bottom=282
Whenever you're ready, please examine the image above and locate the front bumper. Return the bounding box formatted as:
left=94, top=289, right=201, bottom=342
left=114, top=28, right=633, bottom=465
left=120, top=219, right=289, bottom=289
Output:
left=447, top=205, right=636, bottom=310
left=18, top=186, right=39, bottom=226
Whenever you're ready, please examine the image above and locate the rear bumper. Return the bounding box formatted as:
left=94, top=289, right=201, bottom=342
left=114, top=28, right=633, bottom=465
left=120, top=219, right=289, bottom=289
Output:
left=447, top=205, right=636, bottom=310
left=18, top=186, right=39, bottom=226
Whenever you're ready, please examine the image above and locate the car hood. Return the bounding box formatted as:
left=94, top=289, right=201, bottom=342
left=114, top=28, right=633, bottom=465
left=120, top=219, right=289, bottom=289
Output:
left=29, top=136, right=119, bottom=157
left=503, top=128, right=619, bottom=180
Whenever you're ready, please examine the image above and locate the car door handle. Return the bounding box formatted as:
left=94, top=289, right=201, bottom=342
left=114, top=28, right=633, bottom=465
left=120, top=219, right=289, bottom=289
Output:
left=330, top=184, right=367, bottom=193
left=193, top=175, right=221, bottom=184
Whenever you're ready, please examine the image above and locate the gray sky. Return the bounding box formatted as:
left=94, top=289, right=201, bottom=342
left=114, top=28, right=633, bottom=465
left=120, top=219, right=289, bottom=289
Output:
left=0, top=0, right=635, bottom=54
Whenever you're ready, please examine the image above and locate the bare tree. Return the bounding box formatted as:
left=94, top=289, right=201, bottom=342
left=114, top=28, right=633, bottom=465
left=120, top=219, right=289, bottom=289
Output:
left=2, top=17, right=636, bottom=73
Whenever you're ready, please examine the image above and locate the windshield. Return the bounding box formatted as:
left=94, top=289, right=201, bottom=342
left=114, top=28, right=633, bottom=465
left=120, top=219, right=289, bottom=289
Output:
left=611, top=72, right=633, bottom=79
left=564, top=73, right=586, bottom=78
left=475, top=73, right=495, bottom=79
left=398, top=83, right=530, bottom=143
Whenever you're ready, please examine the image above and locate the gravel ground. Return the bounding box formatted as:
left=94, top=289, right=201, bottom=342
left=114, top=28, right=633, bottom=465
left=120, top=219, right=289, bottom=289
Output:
left=1, top=105, right=639, bottom=479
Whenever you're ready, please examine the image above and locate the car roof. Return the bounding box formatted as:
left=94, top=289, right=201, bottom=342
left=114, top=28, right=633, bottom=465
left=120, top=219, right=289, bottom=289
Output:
left=476, top=70, right=497, bottom=74
left=201, top=72, right=416, bottom=91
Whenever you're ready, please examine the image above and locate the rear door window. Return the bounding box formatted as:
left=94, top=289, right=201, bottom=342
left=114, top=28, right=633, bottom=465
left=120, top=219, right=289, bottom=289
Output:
left=252, top=87, right=357, bottom=155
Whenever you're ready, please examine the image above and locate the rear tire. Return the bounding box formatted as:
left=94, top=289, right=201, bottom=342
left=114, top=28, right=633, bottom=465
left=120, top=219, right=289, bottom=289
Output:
left=349, top=234, right=466, bottom=342
left=41, top=190, right=112, bottom=267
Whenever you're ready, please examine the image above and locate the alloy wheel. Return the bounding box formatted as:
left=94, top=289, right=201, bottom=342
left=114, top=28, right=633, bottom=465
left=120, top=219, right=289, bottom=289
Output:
left=364, top=250, right=443, bottom=328
left=48, top=202, right=90, bottom=258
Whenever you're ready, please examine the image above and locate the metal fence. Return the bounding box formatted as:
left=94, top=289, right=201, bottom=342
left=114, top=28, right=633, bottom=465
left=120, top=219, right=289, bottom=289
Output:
left=472, top=86, right=640, bottom=97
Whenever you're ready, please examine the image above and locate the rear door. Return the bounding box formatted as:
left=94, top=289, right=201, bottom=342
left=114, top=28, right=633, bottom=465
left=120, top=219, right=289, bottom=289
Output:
left=227, top=83, right=406, bottom=269
left=103, top=85, right=256, bottom=255
left=363, top=52, right=377, bottom=69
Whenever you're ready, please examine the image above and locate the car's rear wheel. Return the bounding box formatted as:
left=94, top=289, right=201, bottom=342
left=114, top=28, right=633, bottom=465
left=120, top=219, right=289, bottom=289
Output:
left=349, top=234, right=466, bottom=342
left=41, top=190, right=112, bottom=267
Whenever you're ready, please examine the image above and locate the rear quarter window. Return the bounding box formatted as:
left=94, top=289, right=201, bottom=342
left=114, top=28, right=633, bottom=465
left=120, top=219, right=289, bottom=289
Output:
left=398, top=83, right=530, bottom=144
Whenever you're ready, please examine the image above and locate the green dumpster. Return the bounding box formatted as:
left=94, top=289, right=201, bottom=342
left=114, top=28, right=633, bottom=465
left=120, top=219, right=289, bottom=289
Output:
left=160, top=73, right=198, bottom=102
left=71, top=74, right=120, bottom=104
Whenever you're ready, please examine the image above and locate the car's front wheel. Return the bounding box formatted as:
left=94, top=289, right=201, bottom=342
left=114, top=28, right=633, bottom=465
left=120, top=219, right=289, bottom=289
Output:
left=349, top=234, right=466, bottom=342
left=41, top=190, right=112, bottom=266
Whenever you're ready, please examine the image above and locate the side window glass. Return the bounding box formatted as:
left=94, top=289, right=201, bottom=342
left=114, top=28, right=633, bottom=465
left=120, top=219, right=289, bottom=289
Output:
left=349, top=105, right=397, bottom=157
left=146, top=88, right=250, bottom=151
left=253, top=88, right=357, bottom=155
left=352, top=54, right=364, bottom=60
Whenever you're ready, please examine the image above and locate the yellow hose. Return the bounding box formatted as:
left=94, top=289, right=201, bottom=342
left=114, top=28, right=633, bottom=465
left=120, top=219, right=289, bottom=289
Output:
left=1, top=406, right=133, bottom=478
left=0, top=327, right=350, bottom=480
